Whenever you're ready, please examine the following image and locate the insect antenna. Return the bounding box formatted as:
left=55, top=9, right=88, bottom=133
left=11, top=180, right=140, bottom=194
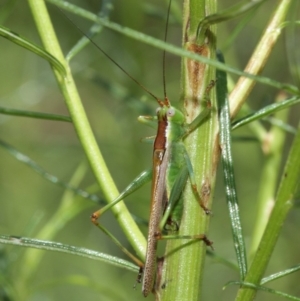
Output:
left=162, top=0, right=173, bottom=103
left=60, top=10, right=162, bottom=104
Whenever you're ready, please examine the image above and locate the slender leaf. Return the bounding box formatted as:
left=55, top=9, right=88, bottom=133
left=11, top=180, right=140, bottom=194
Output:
left=0, top=25, right=66, bottom=76
left=228, top=281, right=300, bottom=301
left=46, top=0, right=299, bottom=94
left=217, top=51, right=247, bottom=280
left=0, top=140, right=101, bottom=203
left=232, top=96, right=300, bottom=131
left=261, top=265, right=300, bottom=285
left=236, top=111, right=300, bottom=300
left=197, top=0, right=268, bottom=34
left=0, top=235, right=138, bottom=273
left=0, top=107, right=71, bottom=122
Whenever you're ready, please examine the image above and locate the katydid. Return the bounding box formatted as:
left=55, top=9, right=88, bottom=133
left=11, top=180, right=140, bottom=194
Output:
left=92, top=84, right=213, bottom=296
left=84, top=2, right=214, bottom=297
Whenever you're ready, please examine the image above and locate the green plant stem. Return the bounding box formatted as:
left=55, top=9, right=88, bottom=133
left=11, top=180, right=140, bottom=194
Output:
left=157, top=1, right=217, bottom=300
left=235, top=122, right=300, bottom=300
left=229, top=0, right=293, bottom=118
left=249, top=93, right=289, bottom=257
left=46, top=0, right=299, bottom=95
left=26, top=0, right=146, bottom=260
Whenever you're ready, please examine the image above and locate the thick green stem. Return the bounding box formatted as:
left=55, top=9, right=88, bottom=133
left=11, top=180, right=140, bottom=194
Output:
left=229, top=0, right=293, bottom=118
left=235, top=122, right=300, bottom=300
left=26, top=0, right=146, bottom=260
left=157, top=1, right=217, bottom=300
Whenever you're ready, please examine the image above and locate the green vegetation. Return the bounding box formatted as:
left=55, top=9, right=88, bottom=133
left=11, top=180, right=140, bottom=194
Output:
left=0, top=0, right=299, bottom=300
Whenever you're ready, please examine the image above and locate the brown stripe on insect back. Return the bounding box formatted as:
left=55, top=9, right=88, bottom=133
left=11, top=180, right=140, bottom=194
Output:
left=154, top=113, right=168, bottom=151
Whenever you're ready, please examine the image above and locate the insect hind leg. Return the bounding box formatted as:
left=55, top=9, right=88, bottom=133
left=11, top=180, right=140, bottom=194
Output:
left=155, top=232, right=213, bottom=250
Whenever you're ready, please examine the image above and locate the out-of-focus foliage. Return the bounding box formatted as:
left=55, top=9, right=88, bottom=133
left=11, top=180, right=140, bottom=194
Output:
left=0, top=0, right=299, bottom=300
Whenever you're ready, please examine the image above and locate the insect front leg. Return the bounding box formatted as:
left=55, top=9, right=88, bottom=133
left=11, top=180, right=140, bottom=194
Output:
left=184, top=79, right=216, bottom=135
left=138, top=115, right=158, bottom=129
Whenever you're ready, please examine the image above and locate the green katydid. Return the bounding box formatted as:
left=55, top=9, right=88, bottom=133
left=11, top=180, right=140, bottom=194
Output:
left=80, top=1, right=214, bottom=297
left=91, top=83, right=214, bottom=296
left=88, top=19, right=214, bottom=301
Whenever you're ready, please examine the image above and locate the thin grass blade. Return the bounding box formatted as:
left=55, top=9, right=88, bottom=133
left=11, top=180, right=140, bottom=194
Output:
left=227, top=281, right=300, bottom=301
left=0, top=235, right=138, bottom=273
left=0, top=140, right=101, bottom=203
left=197, top=0, right=268, bottom=33
left=236, top=106, right=300, bottom=301
left=0, top=107, right=71, bottom=122
left=0, top=25, right=66, bottom=76
left=261, top=264, right=300, bottom=285
left=47, top=0, right=299, bottom=94
left=232, top=96, right=300, bottom=131
left=217, top=51, right=247, bottom=280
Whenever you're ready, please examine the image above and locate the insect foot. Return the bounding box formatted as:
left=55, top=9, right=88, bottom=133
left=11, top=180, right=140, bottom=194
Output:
left=201, top=234, right=214, bottom=251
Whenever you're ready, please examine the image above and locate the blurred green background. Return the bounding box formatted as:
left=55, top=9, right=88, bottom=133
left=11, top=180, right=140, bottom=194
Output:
left=0, top=0, right=299, bottom=300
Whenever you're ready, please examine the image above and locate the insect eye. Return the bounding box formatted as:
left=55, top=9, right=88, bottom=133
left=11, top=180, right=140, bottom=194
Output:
left=167, top=108, right=175, bottom=117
